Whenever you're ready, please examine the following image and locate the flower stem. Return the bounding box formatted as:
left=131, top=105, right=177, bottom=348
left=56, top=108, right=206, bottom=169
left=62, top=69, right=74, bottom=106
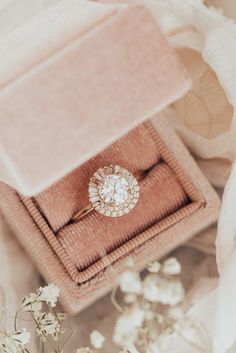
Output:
left=111, top=286, right=124, bottom=313
left=14, top=309, right=19, bottom=331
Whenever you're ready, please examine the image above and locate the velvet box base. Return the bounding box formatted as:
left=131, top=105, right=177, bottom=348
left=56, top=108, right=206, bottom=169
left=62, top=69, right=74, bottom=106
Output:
left=0, top=116, right=220, bottom=314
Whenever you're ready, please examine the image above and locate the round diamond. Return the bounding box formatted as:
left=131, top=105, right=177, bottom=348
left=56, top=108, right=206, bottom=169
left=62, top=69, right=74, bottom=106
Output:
left=88, top=165, right=139, bottom=217
left=98, top=175, right=129, bottom=205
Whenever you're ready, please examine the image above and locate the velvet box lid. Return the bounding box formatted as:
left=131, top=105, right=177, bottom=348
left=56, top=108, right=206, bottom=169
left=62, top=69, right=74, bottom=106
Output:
left=0, top=0, right=190, bottom=195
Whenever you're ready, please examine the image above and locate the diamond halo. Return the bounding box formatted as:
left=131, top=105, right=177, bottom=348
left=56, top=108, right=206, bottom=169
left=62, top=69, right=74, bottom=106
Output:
left=88, top=165, right=140, bottom=217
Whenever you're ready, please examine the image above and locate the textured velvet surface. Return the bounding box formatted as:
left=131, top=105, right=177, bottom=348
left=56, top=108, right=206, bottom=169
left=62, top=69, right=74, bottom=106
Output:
left=0, top=117, right=220, bottom=313
left=34, top=123, right=188, bottom=271
left=35, top=124, right=162, bottom=232
left=57, top=163, right=188, bottom=271
left=19, top=121, right=207, bottom=286
left=0, top=2, right=190, bottom=195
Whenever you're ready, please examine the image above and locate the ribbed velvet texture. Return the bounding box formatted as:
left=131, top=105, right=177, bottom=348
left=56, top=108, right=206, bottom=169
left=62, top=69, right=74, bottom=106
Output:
left=0, top=118, right=220, bottom=314
left=32, top=123, right=188, bottom=271
left=58, top=163, right=187, bottom=270
left=35, top=124, right=162, bottom=232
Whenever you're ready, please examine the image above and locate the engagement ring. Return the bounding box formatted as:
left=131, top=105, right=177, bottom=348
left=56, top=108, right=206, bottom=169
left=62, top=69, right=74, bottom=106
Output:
left=72, top=165, right=140, bottom=221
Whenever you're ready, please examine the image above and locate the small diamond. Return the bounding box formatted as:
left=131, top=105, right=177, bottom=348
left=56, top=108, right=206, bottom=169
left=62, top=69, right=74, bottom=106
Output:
left=88, top=165, right=139, bottom=218
left=90, top=196, right=99, bottom=203
left=98, top=175, right=129, bottom=205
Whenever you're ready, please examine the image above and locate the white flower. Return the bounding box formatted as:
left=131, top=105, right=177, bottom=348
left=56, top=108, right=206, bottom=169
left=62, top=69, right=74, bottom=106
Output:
left=163, top=280, right=185, bottom=306
left=21, top=292, right=43, bottom=312
left=76, top=347, right=94, bottom=353
left=90, top=330, right=105, bottom=349
left=147, top=261, right=161, bottom=273
left=142, top=275, right=185, bottom=306
left=161, top=258, right=181, bottom=276
left=119, top=271, right=142, bottom=295
left=124, top=293, right=138, bottom=304
left=113, top=308, right=144, bottom=347
left=0, top=329, right=30, bottom=353
left=38, top=284, right=60, bottom=307
left=21, top=284, right=60, bottom=312
left=11, top=330, right=31, bottom=346
left=35, top=312, right=60, bottom=339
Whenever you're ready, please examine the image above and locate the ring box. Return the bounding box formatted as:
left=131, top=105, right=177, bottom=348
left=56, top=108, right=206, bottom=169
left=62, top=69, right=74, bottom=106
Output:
left=0, top=0, right=220, bottom=314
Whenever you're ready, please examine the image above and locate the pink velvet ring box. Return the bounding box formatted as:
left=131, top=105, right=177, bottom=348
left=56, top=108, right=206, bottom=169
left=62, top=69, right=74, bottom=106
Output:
left=0, top=1, right=220, bottom=314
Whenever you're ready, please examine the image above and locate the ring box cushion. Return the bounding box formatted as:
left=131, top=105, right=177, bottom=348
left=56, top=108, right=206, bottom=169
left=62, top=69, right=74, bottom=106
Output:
left=34, top=123, right=163, bottom=233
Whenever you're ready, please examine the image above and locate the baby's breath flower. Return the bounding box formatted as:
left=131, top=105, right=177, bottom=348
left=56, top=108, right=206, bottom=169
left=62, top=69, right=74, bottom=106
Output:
left=113, top=308, right=145, bottom=346
left=161, top=258, right=181, bottom=276
left=0, top=329, right=30, bottom=353
left=124, top=293, right=138, bottom=304
left=142, top=275, right=184, bottom=306
left=90, top=330, right=105, bottom=349
left=35, top=312, right=60, bottom=340
left=21, top=293, right=42, bottom=312
left=119, top=271, right=142, bottom=295
left=21, top=284, right=60, bottom=313
left=10, top=330, right=31, bottom=346
left=76, top=347, right=94, bottom=353
left=163, top=280, right=184, bottom=306
left=38, top=284, right=60, bottom=307
left=147, top=261, right=161, bottom=273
